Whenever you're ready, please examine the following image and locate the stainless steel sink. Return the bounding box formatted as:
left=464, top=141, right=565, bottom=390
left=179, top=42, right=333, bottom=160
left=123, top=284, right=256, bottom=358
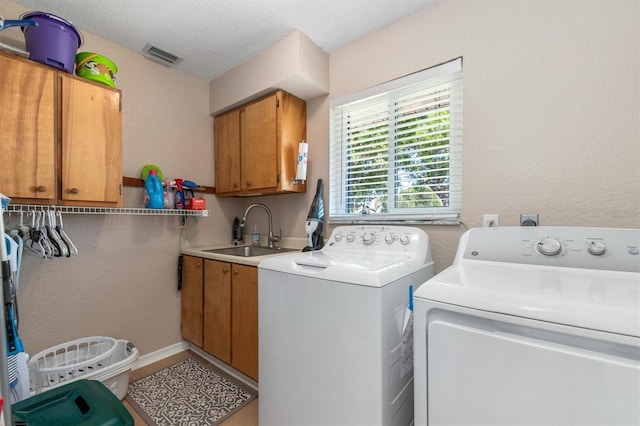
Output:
left=203, top=245, right=299, bottom=257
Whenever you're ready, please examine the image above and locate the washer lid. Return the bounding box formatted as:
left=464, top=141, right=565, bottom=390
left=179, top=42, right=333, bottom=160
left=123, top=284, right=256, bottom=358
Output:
left=259, top=250, right=429, bottom=287
left=415, top=262, right=640, bottom=337
left=294, top=250, right=408, bottom=270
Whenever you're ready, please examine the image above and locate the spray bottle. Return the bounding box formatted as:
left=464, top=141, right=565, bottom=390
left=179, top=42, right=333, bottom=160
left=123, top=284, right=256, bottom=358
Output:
left=174, top=178, right=185, bottom=209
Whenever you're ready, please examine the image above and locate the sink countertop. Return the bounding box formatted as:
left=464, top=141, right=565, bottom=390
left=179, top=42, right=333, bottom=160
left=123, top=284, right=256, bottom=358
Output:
left=181, top=236, right=307, bottom=267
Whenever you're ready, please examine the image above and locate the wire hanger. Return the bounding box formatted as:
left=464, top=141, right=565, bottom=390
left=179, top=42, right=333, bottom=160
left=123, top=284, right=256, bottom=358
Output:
left=55, top=211, right=77, bottom=256
left=45, top=210, right=67, bottom=257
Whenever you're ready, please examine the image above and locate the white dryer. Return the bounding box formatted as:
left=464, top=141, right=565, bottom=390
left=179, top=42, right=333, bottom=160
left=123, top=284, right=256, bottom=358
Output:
left=258, top=225, right=435, bottom=426
left=413, top=226, right=640, bottom=426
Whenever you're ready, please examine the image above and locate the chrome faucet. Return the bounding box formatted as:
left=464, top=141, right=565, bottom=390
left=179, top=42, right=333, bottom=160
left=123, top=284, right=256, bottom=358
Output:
left=240, top=203, right=281, bottom=248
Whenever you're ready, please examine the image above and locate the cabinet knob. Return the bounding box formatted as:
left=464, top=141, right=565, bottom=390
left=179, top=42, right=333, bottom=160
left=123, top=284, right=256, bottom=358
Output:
left=196, top=262, right=201, bottom=267
left=222, top=267, right=229, bottom=273
left=69, top=188, right=80, bottom=194
left=246, top=181, right=252, bottom=187
left=36, top=186, right=47, bottom=193
left=233, top=269, right=239, bottom=275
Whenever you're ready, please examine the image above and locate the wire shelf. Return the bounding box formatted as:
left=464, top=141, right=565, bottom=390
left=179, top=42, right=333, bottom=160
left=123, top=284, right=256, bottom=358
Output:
left=4, top=204, right=209, bottom=217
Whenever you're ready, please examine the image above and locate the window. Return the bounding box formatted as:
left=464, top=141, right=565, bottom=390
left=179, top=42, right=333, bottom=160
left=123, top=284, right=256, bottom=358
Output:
left=329, top=58, right=462, bottom=223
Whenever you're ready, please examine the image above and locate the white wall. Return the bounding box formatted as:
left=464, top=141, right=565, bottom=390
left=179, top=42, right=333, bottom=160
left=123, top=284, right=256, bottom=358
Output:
left=325, top=0, right=639, bottom=269
left=0, top=0, right=242, bottom=355
left=215, top=0, right=639, bottom=273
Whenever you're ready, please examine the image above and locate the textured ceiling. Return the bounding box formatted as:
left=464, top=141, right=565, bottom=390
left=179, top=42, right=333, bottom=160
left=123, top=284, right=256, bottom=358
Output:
left=10, top=0, right=438, bottom=81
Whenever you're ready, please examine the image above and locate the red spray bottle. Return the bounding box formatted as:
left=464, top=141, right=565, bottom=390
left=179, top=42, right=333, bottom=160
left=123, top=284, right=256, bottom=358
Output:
left=174, top=178, right=184, bottom=209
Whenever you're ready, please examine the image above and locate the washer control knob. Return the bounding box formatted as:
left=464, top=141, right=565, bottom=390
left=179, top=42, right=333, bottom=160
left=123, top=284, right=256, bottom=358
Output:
left=385, top=234, right=396, bottom=244
left=363, top=232, right=375, bottom=245
left=346, top=234, right=356, bottom=242
left=537, top=237, right=562, bottom=256
left=334, top=233, right=343, bottom=242
left=588, top=241, right=606, bottom=256
left=399, top=235, right=410, bottom=245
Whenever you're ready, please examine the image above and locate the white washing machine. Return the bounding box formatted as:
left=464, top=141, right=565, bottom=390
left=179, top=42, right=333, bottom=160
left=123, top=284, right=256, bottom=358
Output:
left=258, top=225, right=435, bottom=426
left=413, top=226, right=640, bottom=426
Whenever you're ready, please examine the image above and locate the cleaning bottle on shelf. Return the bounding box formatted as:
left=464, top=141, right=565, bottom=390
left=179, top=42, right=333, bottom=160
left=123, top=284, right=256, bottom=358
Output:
left=144, top=169, right=164, bottom=209
left=252, top=225, right=261, bottom=246
left=174, top=178, right=185, bottom=209
left=163, top=180, right=175, bottom=209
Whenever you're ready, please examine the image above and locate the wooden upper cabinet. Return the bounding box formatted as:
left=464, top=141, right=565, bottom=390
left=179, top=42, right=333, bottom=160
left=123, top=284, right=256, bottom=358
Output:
left=59, top=74, right=122, bottom=206
left=214, top=109, right=241, bottom=193
left=214, top=90, right=306, bottom=196
left=0, top=51, right=122, bottom=207
left=0, top=52, right=56, bottom=202
left=242, top=93, right=278, bottom=192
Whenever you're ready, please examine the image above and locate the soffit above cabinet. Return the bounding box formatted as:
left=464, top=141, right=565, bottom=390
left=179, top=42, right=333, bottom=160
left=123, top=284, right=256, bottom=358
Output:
left=210, top=31, right=328, bottom=116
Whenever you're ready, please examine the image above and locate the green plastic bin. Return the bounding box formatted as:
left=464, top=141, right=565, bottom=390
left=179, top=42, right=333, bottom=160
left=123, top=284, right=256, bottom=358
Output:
left=11, top=379, right=133, bottom=426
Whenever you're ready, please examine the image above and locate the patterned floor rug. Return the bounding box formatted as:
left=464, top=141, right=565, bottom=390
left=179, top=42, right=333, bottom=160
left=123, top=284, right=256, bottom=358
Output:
left=125, top=357, right=257, bottom=426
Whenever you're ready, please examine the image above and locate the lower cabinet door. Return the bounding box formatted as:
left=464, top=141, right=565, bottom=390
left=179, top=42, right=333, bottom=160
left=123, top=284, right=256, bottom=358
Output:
left=181, top=256, right=203, bottom=347
left=231, top=264, right=259, bottom=380
left=203, top=259, right=232, bottom=364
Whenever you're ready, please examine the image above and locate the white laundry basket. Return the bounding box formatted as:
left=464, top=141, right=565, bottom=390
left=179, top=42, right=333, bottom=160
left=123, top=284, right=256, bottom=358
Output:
left=29, top=336, right=138, bottom=400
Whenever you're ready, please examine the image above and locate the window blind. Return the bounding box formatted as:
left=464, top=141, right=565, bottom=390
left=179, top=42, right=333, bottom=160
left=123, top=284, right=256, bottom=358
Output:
left=329, top=58, right=462, bottom=223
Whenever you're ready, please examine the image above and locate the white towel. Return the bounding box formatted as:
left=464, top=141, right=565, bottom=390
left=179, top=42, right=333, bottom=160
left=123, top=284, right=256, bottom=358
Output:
left=295, top=141, right=308, bottom=181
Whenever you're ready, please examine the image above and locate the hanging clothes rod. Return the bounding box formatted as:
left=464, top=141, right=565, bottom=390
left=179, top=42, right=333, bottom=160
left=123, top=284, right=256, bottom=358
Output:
left=3, top=205, right=209, bottom=217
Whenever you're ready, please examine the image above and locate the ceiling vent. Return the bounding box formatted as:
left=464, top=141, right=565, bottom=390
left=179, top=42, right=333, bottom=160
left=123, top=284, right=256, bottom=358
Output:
left=141, top=43, right=183, bottom=66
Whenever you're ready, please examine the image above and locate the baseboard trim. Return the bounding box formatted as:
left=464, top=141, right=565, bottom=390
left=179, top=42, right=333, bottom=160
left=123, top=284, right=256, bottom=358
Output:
left=133, top=341, right=190, bottom=369
left=189, top=345, right=259, bottom=392
left=130, top=341, right=258, bottom=392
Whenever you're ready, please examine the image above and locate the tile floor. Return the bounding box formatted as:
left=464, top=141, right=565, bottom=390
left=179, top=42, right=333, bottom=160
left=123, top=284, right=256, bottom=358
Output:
left=123, top=350, right=258, bottom=425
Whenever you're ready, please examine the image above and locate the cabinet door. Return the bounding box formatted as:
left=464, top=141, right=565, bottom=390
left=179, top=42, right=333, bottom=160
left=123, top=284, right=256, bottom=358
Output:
left=0, top=53, right=56, bottom=202
left=181, top=256, right=204, bottom=346
left=279, top=91, right=307, bottom=193
left=214, top=109, right=241, bottom=194
left=204, top=259, right=232, bottom=364
left=241, top=94, right=278, bottom=192
left=59, top=75, right=122, bottom=206
left=231, top=264, right=259, bottom=380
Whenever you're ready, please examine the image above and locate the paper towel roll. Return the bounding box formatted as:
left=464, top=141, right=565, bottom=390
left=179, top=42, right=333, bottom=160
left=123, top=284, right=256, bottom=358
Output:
left=295, top=141, right=308, bottom=181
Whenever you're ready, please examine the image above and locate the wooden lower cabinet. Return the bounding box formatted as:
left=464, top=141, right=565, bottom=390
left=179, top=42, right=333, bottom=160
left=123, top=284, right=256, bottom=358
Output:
left=181, top=256, right=258, bottom=381
left=203, top=259, right=232, bottom=363
left=181, top=256, right=204, bottom=347
left=229, top=263, right=259, bottom=380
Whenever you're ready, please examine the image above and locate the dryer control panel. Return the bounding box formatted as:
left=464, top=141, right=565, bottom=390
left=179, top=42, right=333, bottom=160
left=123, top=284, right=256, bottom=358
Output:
left=457, top=226, right=640, bottom=272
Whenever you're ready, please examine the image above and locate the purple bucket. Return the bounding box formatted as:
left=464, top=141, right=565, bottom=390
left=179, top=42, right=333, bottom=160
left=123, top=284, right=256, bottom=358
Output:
left=20, top=11, right=83, bottom=74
